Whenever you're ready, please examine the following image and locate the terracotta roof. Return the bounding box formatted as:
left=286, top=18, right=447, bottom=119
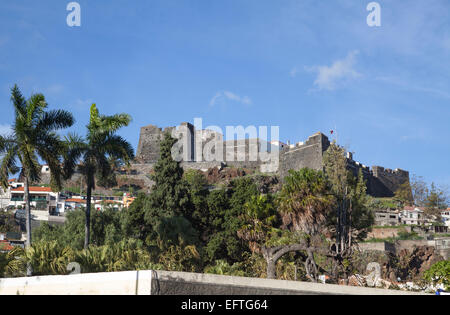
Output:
left=11, top=187, right=53, bottom=193
left=65, top=198, right=86, bottom=203
left=0, top=241, right=14, bottom=252
left=403, top=206, right=425, bottom=212
left=8, top=178, right=17, bottom=183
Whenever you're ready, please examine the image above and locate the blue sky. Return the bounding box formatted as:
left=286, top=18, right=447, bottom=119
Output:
left=0, top=0, right=449, bottom=186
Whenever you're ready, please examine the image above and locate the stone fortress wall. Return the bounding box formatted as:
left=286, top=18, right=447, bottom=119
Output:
left=133, top=122, right=409, bottom=198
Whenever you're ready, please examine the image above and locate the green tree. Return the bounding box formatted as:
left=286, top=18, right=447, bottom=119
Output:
left=0, top=85, right=74, bottom=252
left=121, top=193, right=152, bottom=242
left=424, top=261, right=450, bottom=291
left=410, top=174, right=428, bottom=207
left=34, top=207, right=124, bottom=250
left=63, top=104, right=134, bottom=249
left=184, top=169, right=210, bottom=239
left=271, top=168, right=333, bottom=281
left=394, top=181, right=414, bottom=206
left=424, top=183, right=448, bottom=216
left=143, top=132, right=193, bottom=246
left=278, top=169, right=332, bottom=235
left=205, top=178, right=258, bottom=263
left=238, top=194, right=278, bottom=254
left=323, top=142, right=374, bottom=279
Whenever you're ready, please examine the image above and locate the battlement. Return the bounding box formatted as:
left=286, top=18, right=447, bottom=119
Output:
left=372, top=166, right=409, bottom=177
left=135, top=122, right=409, bottom=197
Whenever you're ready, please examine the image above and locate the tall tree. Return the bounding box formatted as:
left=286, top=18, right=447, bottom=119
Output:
left=238, top=194, right=278, bottom=254
left=276, top=168, right=333, bottom=281
left=410, top=174, right=428, bottom=207
left=323, top=142, right=374, bottom=279
left=144, top=132, right=189, bottom=225
left=64, top=104, right=134, bottom=249
left=0, top=85, right=74, bottom=252
left=238, top=169, right=333, bottom=280
left=205, top=177, right=258, bottom=263
left=395, top=180, right=414, bottom=206
left=323, top=142, right=349, bottom=259
left=143, top=132, right=196, bottom=248
left=424, top=183, right=448, bottom=216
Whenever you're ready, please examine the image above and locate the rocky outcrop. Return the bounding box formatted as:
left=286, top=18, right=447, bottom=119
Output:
left=396, top=246, right=444, bottom=281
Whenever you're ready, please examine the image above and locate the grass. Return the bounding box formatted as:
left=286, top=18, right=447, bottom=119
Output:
left=363, top=231, right=424, bottom=243
left=371, top=224, right=417, bottom=229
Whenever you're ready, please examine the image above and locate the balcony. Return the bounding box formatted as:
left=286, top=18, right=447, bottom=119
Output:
left=11, top=197, right=48, bottom=202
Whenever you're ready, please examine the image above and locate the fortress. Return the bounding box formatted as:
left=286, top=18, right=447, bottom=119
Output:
left=131, top=122, right=409, bottom=198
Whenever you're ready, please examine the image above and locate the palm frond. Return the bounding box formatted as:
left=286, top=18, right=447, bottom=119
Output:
left=10, top=85, right=27, bottom=119
left=26, top=93, right=47, bottom=124
left=102, top=134, right=135, bottom=162
left=0, top=143, right=19, bottom=189
left=36, top=109, right=75, bottom=132
left=97, top=113, right=132, bottom=134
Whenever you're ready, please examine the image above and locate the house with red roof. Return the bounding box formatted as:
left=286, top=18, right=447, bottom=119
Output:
left=400, top=206, right=427, bottom=225
left=9, top=186, right=63, bottom=215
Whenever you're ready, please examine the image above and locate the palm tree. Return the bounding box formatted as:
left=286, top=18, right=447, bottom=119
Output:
left=278, top=168, right=332, bottom=235
left=277, top=168, right=333, bottom=281
left=64, top=104, right=134, bottom=249
left=0, top=85, right=74, bottom=251
left=237, top=194, right=278, bottom=253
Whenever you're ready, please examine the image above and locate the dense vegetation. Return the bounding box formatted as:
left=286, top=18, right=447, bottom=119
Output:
left=0, top=85, right=446, bottom=287
left=1, top=131, right=377, bottom=282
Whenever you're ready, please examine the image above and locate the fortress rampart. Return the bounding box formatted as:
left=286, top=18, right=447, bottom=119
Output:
left=134, top=122, right=409, bottom=197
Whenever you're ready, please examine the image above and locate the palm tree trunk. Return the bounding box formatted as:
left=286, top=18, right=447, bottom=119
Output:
left=84, top=180, right=92, bottom=249
left=24, top=175, right=33, bottom=276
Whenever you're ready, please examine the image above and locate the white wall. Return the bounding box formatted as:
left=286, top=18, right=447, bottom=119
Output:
left=0, top=270, right=153, bottom=295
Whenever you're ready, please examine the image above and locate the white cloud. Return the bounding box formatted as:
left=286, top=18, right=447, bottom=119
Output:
left=0, top=124, right=12, bottom=136
left=307, top=50, right=361, bottom=91
left=209, top=91, right=252, bottom=107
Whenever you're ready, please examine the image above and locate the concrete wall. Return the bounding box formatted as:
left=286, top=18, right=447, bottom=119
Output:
left=0, top=270, right=426, bottom=295
left=358, top=242, right=396, bottom=253
left=367, top=228, right=400, bottom=239
left=0, top=270, right=153, bottom=295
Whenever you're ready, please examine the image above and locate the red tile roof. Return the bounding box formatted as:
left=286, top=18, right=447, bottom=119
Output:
left=8, top=178, right=17, bottom=183
left=65, top=198, right=86, bottom=203
left=403, top=206, right=425, bottom=211
left=11, top=187, right=53, bottom=193
left=0, top=241, right=14, bottom=252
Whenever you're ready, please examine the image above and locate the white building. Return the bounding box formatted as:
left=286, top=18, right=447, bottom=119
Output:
left=400, top=206, right=426, bottom=226
left=441, top=209, right=450, bottom=228
left=94, top=200, right=123, bottom=211
left=1, top=179, right=24, bottom=210
left=9, top=186, right=64, bottom=215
